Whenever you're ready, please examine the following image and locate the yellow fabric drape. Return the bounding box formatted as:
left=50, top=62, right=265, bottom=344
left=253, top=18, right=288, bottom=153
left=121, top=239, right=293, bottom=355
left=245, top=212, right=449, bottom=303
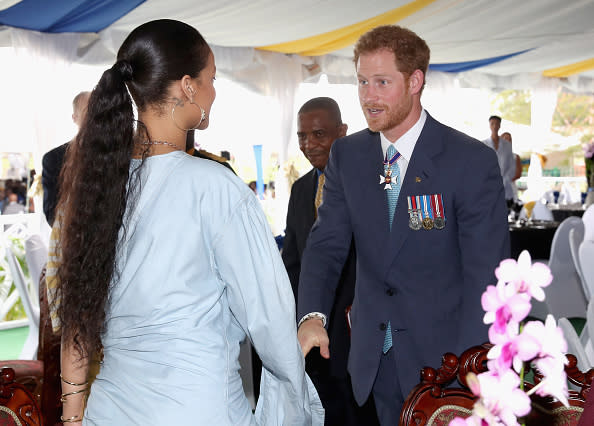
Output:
left=543, top=57, right=594, bottom=78
left=257, top=0, right=437, bottom=56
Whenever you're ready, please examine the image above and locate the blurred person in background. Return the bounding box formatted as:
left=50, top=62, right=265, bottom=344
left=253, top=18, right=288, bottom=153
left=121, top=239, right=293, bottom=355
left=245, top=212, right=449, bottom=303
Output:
left=501, top=131, right=522, bottom=202
left=482, top=116, right=516, bottom=206
left=41, top=91, right=90, bottom=226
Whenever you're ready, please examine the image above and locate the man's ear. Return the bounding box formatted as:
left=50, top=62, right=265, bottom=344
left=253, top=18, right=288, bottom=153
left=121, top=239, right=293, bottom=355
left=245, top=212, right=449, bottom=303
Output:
left=408, top=69, right=424, bottom=95
left=338, top=123, right=348, bottom=138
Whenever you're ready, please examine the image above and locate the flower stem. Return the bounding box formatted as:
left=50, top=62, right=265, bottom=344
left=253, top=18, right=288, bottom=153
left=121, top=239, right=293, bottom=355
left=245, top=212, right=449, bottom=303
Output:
left=526, top=379, right=545, bottom=396
left=519, top=324, right=526, bottom=426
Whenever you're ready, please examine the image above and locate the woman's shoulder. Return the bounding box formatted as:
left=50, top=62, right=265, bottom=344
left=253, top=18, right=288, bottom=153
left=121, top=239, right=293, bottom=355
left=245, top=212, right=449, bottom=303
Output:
left=175, top=153, right=253, bottom=204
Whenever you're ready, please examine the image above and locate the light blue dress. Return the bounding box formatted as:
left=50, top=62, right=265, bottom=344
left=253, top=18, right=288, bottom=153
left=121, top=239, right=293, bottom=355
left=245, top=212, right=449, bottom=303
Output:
left=83, top=151, right=323, bottom=425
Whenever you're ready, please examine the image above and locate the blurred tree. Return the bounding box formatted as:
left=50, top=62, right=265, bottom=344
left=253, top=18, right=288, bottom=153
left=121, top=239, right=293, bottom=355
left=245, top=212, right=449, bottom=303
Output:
left=491, top=89, right=531, bottom=125
left=492, top=88, right=594, bottom=142
left=552, top=90, right=594, bottom=137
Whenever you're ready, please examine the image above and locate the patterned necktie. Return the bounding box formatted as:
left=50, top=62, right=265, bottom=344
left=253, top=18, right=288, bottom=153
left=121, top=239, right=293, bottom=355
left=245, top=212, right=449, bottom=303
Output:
left=386, top=144, right=401, bottom=229
left=314, top=173, right=325, bottom=217
left=383, top=144, right=400, bottom=354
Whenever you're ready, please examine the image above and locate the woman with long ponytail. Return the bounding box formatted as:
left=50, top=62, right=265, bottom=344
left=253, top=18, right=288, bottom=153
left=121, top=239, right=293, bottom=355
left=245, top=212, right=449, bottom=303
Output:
left=54, top=20, right=323, bottom=425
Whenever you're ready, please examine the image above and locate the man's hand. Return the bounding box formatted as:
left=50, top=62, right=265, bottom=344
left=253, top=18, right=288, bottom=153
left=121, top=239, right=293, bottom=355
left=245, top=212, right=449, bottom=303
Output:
left=297, top=318, right=330, bottom=359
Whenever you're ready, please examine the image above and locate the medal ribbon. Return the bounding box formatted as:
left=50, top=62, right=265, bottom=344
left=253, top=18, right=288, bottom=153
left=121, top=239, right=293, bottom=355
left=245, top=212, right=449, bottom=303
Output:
left=422, top=195, right=433, bottom=220
left=384, top=147, right=402, bottom=167
left=435, top=194, right=445, bottom=219
left=431, top=194, right=439, bottom=218
left=416, top=196, right=424, bottom=220
left=407, top=196, right=413, bottom=212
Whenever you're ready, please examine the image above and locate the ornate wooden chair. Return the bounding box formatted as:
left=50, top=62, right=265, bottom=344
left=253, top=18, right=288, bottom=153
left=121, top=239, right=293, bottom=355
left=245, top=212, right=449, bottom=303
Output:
left=399, top=343, right=593, bottom=426
left=525, top=354, right=593, bottom=425
left=0, top=367, right=42, bottom=426
left=1, top=269, right=62, bottom=425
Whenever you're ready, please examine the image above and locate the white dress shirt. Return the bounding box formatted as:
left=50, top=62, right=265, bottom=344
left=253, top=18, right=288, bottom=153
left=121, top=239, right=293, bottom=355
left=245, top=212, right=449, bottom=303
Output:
left=380, top=109, right=427, bottom=187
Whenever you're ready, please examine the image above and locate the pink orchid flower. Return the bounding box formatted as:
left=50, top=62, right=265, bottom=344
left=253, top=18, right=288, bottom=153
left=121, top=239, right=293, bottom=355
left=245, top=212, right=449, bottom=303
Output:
left=532, top=356, right=569, bottom=406
left=487, top=322, right=516, bottom=349
left=451, top=251, right=568, bottom=426
left=495, top=251, right=552, bottom=301
left=474, top=370, right=531, bottom=426
left=522, top=315, right=568, bottom=360
left=450, top=414, right=490, bottom=426
left=487, top=325, right=541, bottom=373
left=482, top=281, right=531, bottom=336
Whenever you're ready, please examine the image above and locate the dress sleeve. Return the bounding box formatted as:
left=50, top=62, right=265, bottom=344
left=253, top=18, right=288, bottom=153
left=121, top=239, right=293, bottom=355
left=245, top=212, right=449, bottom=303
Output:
left=212, top=193, right=324, bottom=426
left=281, top=189, right=301, bottom=303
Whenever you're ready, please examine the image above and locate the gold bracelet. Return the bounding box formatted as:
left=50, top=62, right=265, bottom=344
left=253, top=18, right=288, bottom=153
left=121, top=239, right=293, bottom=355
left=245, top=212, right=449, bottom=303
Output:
left=60, top=373, right=89, bottom=387
left=61, top=388, right=89, bottom=402
left=60, top=414, right=83, bottom=423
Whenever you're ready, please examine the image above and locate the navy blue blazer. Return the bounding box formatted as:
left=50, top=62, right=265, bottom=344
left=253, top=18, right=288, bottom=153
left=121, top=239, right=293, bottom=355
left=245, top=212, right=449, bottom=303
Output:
left=42, top=142, right=69, bottom=226
left=282, top=168, right=356, bottom=378
left=297, top=113, right=510, bottom=404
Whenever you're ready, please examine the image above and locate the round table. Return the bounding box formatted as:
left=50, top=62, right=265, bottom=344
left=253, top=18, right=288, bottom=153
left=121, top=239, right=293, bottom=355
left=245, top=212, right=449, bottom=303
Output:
left=509, top=221, right=559, bottom=260
left=550, top=208, right=584, bottom=222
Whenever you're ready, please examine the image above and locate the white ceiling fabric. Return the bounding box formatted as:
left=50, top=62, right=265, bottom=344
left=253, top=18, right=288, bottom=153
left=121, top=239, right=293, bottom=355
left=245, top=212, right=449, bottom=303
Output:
left=0, top=0, right=593, bottom=171
left=1, top=0, right=593, bottom=88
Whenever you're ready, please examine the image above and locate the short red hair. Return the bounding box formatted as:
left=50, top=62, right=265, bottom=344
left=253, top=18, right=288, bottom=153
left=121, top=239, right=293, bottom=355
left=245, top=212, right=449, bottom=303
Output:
left=354, top=25, right=430, bottom=79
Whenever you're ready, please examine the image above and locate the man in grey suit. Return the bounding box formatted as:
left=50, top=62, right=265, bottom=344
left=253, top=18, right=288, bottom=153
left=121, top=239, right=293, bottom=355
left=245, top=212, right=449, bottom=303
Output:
left=297, top=25, right=510, bottom=425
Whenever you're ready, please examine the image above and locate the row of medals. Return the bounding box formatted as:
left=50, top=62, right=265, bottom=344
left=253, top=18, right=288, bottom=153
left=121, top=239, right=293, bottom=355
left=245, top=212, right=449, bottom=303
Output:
left=382, top=168, right=445, bottom=231
left=408, top=209, right=445, bottom=231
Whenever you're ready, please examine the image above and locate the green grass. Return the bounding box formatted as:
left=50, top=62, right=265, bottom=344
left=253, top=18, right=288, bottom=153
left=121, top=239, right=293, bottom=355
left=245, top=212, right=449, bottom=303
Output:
left=0, top=326, right=29, bottom=359
left=568, top=317, right=587, bottom=336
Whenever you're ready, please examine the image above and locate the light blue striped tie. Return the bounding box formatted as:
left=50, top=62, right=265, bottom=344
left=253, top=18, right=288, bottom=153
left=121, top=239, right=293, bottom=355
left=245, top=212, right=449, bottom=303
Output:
left=382, top=322, right=392, bottom=354
left=386, top=144, right=401, bottom=229
left=383, top=144, right=400, bottom=354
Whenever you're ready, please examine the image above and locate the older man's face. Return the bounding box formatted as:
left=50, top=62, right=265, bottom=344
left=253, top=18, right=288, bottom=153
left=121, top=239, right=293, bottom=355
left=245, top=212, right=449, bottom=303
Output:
left=297, top=109, right=346, bottom=170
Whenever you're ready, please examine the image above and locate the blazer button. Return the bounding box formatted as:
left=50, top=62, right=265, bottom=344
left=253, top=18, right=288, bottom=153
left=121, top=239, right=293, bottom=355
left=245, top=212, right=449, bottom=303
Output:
left=386, top=288, right=395, bottom=296
left=379, top=323, right=387, bottom=331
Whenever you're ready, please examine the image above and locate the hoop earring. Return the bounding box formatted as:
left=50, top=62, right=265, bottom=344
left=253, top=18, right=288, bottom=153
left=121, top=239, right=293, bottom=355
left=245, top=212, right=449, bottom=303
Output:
left=171, top=101, right=206, bottom=131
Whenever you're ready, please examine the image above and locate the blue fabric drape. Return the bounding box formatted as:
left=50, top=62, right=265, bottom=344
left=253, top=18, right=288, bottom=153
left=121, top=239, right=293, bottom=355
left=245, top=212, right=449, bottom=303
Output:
left=0, top=0, right=144, bottom=33
left=429, top=49, right=533, bottom=73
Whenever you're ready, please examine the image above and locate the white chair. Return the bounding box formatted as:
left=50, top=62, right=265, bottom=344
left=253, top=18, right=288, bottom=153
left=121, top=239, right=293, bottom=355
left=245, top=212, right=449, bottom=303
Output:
left=3, top=244, right=40, bottom=359
left=24, top=234, right=48, bottom=296
left=579, top=241, right=594, bottom=310
left=528, top=299, right=550, bottom=321
left=544, top=217, right=587, bottom=319
left=1, top=224, right=41, bottom=360
left=583, top=205, right=594, bottom=237
left=569, top=227, right=588, bottom=301
left=579, top=205, right=594, bottom=304
left=558, top=318, right=591, bottom=371
left=582, top=299, right=594, bottom=365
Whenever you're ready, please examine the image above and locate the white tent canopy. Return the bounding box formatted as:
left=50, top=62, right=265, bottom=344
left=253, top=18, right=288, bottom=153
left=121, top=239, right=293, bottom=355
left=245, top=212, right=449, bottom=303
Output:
left=0, top=0, right=593, bottom=165
left=2, top=0, right=593, bottom=85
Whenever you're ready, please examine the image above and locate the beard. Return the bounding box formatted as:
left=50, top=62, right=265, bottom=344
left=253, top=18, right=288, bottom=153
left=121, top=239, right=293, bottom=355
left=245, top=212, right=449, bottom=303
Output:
left=363, top=95, right=413, bottom=134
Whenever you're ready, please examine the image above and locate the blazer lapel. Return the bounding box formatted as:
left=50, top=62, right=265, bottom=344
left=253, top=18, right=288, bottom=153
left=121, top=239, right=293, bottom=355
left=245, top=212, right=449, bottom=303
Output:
left=355, top=131, right=389, bottom=241
left=385, top=114, right=444, bottom=269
